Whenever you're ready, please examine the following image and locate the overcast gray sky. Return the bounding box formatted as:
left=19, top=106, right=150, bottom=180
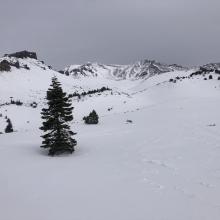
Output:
left=0, top=0, right=219, bottom=69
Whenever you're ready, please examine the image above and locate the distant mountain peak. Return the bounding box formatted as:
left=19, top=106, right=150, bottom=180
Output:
left=62, top=60, right=188, bottom=80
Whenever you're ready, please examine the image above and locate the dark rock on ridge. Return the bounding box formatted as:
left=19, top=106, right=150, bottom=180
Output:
left=4, top=50, right=37, bottom=60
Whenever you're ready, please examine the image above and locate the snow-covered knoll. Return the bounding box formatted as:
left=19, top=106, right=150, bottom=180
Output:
left=1, top=53, right=220, bottom=220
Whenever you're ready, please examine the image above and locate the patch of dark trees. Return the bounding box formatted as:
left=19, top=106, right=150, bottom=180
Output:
left=69, top=87, right=111, bottom=99
left=169, top=67, right=220, bottom=83
left=0, top=60, right=12, bottom=72
left=189, top=67, right=220, bottom=77
left=10, top=99, right=23, bottom=106
left=0, top=99, right=38, bottom=108
left=0, top=99, right=23, bottom=107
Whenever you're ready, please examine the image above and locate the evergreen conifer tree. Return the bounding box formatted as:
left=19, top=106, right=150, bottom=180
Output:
left=83, top=110, right=99, bottom=124
left=5, top=118, right=13, bottom=133
left=40, top=76, right=77, bottom=155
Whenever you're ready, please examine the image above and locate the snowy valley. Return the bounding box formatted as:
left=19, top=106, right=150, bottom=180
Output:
left=0, top=51, right=220, bottom=220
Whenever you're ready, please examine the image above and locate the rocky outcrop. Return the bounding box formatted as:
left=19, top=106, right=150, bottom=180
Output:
left=4, top=51, right=37, bottom=60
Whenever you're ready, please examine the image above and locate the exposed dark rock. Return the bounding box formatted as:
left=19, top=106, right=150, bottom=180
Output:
left=58, top=70, right=64, bottom=74
left=23, top=64, right=30, bottom=70
left=208, top=123, right=216, bottom=127
left=4, top=50, right=37, bottom=60
left=14, top=61, right=20, bottom=69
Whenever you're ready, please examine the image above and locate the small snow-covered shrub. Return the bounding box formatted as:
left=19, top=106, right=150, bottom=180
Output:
left=30, top=102, right=38, bottom=108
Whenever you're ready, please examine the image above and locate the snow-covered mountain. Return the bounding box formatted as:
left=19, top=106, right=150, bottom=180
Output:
left=1, top=51, right=187, bottom=81
left=63, top=60, right=187, bottom=80
left=1, top=51, right=220, bottom=220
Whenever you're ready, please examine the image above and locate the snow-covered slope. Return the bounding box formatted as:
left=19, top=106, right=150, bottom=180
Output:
left=1, top=52, right=220, bottom=220
left=0, top=54, right=146, bottom=128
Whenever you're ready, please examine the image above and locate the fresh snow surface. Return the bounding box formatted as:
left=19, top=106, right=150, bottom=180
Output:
left=0, top=59, right=220, bottom=220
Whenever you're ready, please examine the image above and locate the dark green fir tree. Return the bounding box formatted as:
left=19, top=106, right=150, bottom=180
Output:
left=40, top=76, right=77, bottom=156
left=5, top=118, right=13, bottom=133
left=83, top=110, right=99, bottom=124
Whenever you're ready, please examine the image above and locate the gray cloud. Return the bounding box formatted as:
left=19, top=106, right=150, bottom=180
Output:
left=0, top=0, right=220, bottom=69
